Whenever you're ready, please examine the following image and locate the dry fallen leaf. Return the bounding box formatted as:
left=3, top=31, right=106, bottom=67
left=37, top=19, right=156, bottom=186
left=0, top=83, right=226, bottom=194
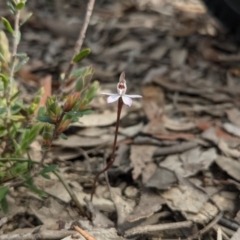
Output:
left=226, top=108, right=240, bottom=128
left=215, top=156, right=240, bottom=181
left=145, top=167, right=177, bottom=190
left=162, top=183, right=208, bottom=214
left=141, top=84, right=165, bottom=121
left=71, top=110, right=127, bottom=127
left=222, top=122, right=240, bottom=138
left=163, top=116, right=196, bottom=132
left=160, top=147, right=216, bottom=177
left=170, top=49, right=188, bottom=67
left=30, top=198, right=78, bottom=226
left=130, top=145, right=157, bottom=181
left=218, top=140, right=240, bottom=158
left=118, top=122, right=144, bottom=137
left=53, top=134, right=126, bottom=148
left=126, top=189, right=165, bottom=222
left=184, top=202, right=218, bottom=224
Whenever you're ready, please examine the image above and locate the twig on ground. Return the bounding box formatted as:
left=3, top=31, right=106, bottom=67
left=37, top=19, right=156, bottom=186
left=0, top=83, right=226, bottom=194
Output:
left=213, top=226, right=230, bottom=240
left=214, top=224, right=235, bottom=238
left=124, top=221, right=193, bottom=238
left=74, top=225, right=96, bottom=240
left=153, top=141, right=198, bottom=156
left=217, top=227, right=223, bottom=240
left=187, top=212, right=223, bottom=240
left=63, top=0, right=95, bottom=83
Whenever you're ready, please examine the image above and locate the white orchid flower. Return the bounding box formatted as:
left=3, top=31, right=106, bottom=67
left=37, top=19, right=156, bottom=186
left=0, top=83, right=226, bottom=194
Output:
left=101, top=72, right=142, bottom=107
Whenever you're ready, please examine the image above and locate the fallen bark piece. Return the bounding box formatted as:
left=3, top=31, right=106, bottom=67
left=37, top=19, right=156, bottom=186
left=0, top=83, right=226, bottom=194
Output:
left=223, top=123, right=240, bottom=138
left=162, top=183, right=208, bottom=214
left=160, top=147, right=217, bottom=177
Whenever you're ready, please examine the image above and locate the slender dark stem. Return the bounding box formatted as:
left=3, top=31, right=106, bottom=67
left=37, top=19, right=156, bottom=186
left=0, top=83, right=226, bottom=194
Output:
left=90, top=98, right=123, bottom=201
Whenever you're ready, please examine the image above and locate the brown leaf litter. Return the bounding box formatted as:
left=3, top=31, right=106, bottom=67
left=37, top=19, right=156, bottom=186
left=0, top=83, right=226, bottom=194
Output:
left=2, top=0, right=240, bottom=239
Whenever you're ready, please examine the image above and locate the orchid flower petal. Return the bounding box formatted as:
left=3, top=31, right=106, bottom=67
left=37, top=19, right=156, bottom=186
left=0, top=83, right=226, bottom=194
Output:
left=101, top=92, right=118, bottom=96
left=125, top=94, right=142, bottom=98
left=122, top=95, right=132, bottom=107
left=107, top=94, right=120, bottom=103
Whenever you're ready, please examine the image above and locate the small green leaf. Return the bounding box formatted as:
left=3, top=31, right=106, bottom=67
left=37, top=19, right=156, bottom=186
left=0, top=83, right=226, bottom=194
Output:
left=7, top=1, right=15, bottom=14
left=37, top=115, right=54, bottom=124
left=10, top=162, right=28, bottom=176
left=37, top=106, right=46, bottom=116
left=1, top=17, right=14, bottom=34
left=0, top=187, right=9, bottom=201
left=16, top=2, right=25, bottom=10
left=25, top=184, right=48, bottom=198
left=74, top=66, right=94, bottom=92
left=10, top=91, right=21, bottom=102
left=13, top=139, right=22, bottom=156
left=0, top=73, right=8, bottom=88
left=0, top=107, right=6, bottom=115
left=0, top=188, right=9, bottom=213
left=80, top=109, right=93, bottom=115
left=85, top=81, right=99, bottom=103
left=15, top=30, right=21, bottom=45
left=10, top=115, right=25, bottom=121
left=7, top=1, right=16, bottom=14
left=11, top=104, right=21, bottom=114
left=16, top=52, right=27, bottom=57
left=71, top=67, right=85, bottom=78
left=40, top=164, right=57, bottom=175
left=14, top=55, right=29, bottom=72
left=73, top=48, right=91, bottom=63
left=1, top=197, right=8, bottom=214
left=66, top=111, right=83, bottom=118
left=71, top=116, right=79, bottom=123
left=59, top=133, right=68, bottom=140
left=0, top=53, right=6, bottom=63
left=0, top=129, right=7, bottom=138
left=41, top=173, right=51, bottom=179
left=20, top=12, right=32, bottom=26
left=21, top=123, right=43, bottom=150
